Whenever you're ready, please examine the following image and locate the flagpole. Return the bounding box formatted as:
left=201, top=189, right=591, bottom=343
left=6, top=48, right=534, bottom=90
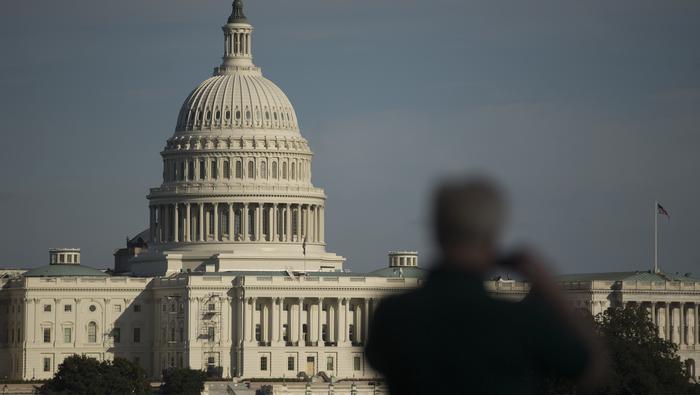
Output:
left=654, top=200, right=658, bottom=273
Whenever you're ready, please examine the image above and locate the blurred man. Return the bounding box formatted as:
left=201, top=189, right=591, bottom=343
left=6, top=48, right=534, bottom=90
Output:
left=366, top=177, right=605, bottom=395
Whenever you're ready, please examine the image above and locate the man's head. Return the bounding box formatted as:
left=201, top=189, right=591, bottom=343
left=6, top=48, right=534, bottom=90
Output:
left=433, top=176, right=507, bottom=273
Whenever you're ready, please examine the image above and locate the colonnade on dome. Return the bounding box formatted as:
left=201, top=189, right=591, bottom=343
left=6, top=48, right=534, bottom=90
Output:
left=149, top=202, right=324, bottom=245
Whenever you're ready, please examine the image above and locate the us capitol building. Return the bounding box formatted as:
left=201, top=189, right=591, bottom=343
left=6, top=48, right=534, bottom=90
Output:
left=1, top=0, right=700, bottom=383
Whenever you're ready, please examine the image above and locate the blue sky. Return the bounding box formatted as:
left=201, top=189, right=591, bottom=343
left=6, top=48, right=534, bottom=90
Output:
left=1, top=0, right=699, bottom=275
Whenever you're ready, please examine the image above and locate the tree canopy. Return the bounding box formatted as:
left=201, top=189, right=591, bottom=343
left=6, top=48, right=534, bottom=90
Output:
left=160, top=367, right=208, bottom=395
left=545, top=305, right=700, bottom=394
left=40, top=355, right=150, bottom=395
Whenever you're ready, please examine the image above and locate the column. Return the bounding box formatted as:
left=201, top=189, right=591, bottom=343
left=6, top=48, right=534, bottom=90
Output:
left=199, top=204, right=205, bottom=242
left=242, top=203, right=249, bottom=241
left=320, top=206, right=325, bottom=244
left=228, top=203, right=235, bottom=241
left=254, top=204, right=261, bottom=241
left=237, top=296, right=245, bottom=345
left=686, top=303, right=695, bottom=346
left=272, top=204, right=279, bottom=242
left=213, top=203, right=219, bottom=241
left=298, top=297, right=305, bottom=346
left=285, top=205, right=291, bottom=242
left=277, top=298, right=282, bottom=342
left=309, top=206, right=315, bottom=243
left=317, top=298, right=324, bottom=346
left=262, top=303, right=269, bottom=343
left=272, top=298, right=280, bottom=344
left=185, top=203, right=191, bottom=242
left=163, top=205, right=170, bottom=242
left=173, top=204, right=179, bottom=243
left=149, top=206, right=155, bottom=243
left=243, top=298, right=251, bottom=342
left=250, top=297, right=257, bottom=343
left=328, top=302, right=335, bottom=344
left=363, top=298, right=370, bottom=344
left=295, top=205, right=302, bottom=242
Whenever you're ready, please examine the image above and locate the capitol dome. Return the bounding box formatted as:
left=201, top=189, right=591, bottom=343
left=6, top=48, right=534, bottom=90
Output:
left=174, top=0, right=299, bottom=136
left=132, top=0, right=344, bottom=276
left=175, top=71, right=300, bottom=134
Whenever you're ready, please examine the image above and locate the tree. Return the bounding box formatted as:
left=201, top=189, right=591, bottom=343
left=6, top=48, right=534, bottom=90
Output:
left=543, top=305, right=700, bottom=394
left=160, top=368, right=208, bottom=395
left=595, top=306, right=700, bottom=395
left=40, top=355, right=149, bottom=395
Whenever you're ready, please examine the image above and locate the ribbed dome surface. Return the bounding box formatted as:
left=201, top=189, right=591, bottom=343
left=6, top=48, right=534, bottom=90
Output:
left=175, top=70, right=299, bottom=134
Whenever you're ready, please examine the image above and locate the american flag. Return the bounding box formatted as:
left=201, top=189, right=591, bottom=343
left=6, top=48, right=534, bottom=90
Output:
left=657, top=203, right=670, bottom=218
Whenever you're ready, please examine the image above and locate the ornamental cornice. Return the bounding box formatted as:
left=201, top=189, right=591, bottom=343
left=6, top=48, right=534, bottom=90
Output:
left=161, top=150, right=314, bottom=158
left=19, top=287, right=150, bottom=293
left=147, top=189, right=326, bottom=201
left=164, top=135, right=309, bottom=152
left=240, top=285, right=417, bottom=293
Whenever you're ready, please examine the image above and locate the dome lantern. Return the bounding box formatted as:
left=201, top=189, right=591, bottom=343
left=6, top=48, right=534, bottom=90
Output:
left=219, top=0, right=254, bottom=72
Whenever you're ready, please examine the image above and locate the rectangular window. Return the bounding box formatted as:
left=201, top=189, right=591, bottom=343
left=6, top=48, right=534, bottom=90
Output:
left=224, top=161, right=230, bottom=178
left=287, top=356, right=295, bottom=371
left=43, top=357, right=51, bottom=372
left=114, top=305, right=122, bottom=313
left=64, top=304, right=72, bottom=312
left=207, top=356, right=216, bottom=367
left=63, top=327, right=72, bottom=343
left=260, top=356, right=268, bottom=371
left=188, top=161, right=195, bottom=180
left=43, top=328, right=51, bottom=343
left=282, top=324, right=289, bottom=342
left=43, top=304, right=51, bottom=312
left=353, top=356, right=361, bottom=371
left=209, top=303, right=216, bottom=312
left=208, top=326, right=215, bottom=342
left=349, top=324, right=354, bottom=341
left=255, top=324, right=261, bottom=341
left=134, top=304, right=141, bottom=313
left=302, top=324, right=308, bottom=341
left=170, top=327, right=175, bottom=342
left=113, top=327, right=121, bottom=343
left=211, top=160, right=218, bottom=179
left=327, top=356, right=334, bottom=371
left=199, top=160, right=206, bottom=179
left=322, top=324, right=328, bottom=342
left=179, top=326, right=184, bottom=342
left=133, top=327, right=141, bottom=343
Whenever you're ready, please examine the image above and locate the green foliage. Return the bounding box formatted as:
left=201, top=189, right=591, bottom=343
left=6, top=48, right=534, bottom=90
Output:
left=543, top=305, right=700, bottom=394
left=595, top=306, right=700, bottom=395
left=160, top=368, right=208, bottom=395
left=39, top=355, right=150, bottom=395
left=256, top=384, right=274, bottom=395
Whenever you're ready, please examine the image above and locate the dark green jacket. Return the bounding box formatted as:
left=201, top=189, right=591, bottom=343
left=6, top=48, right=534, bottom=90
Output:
left=366, top=265, right=590, bottom=395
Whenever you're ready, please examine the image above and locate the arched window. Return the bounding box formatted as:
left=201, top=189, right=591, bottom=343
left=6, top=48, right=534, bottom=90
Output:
left=261, top=161, right=267, bottom=179
left=248, top=161, right=255, bottom=179
left=291, top=163, right=296, bottom=180
left=282, top=162, right=288, bottom=179
left=272, top=162, right=278, bottom=179
left=223, top=160, right=230, bottom=179
left=235, top=161, right=243, bottom=179
left=87, top=322, right=97, bottom=343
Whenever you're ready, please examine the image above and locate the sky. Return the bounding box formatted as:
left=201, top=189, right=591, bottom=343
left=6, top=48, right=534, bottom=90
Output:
left=0, top=0, right=699, bottom=275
